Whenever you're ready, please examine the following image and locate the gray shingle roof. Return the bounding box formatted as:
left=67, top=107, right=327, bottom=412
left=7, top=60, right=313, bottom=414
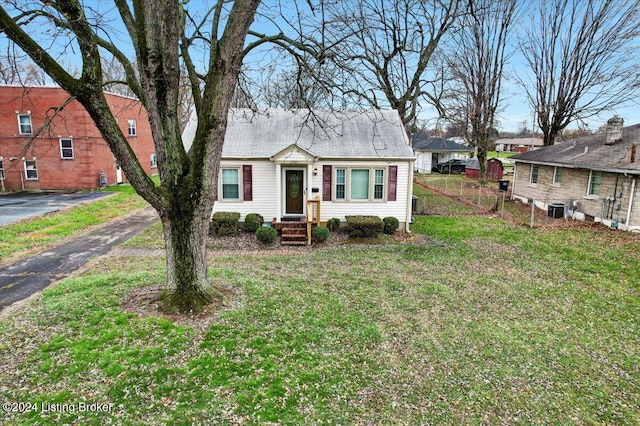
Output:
left=511, top=123, right=640, bottom=175
left=182, top=108, right=414, bottom=160
left=410, top=135, right=473, bottom=152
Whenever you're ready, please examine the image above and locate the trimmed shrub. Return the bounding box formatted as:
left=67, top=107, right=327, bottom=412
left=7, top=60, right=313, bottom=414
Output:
left=345, top=215, right=384, bottom=238
left=244, top=213, right=264, bottom=233
left=383, top=216, right=400, bottom=234
left=326, top=218, right=341, bottom=233
left=255, top=226, right=277, bottom=245
left=312, top=226, right=330, bottom=244
left=210, top=212, right=240, bottom=236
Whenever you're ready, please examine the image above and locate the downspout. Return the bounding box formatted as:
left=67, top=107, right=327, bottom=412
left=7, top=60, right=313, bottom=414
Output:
left=511, top=161, right=517, bottom=200
left=625, top=176, right=636, bottom=230
left=406, top=160, right=414, bottom=233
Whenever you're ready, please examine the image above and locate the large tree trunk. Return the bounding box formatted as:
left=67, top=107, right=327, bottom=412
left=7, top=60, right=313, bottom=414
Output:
left=161, top=206, right=218, bottom=312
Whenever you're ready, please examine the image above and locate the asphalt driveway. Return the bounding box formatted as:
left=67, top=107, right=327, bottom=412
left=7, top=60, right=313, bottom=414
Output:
left=0, top=191, right=111, bottom=225
left=0, top=206, right=159, bottom=311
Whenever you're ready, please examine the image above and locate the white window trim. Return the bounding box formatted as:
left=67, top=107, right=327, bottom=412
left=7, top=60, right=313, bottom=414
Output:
left=585, top=170, right=601, bottom=199
left=127, top=119, right=137, bottom=137
left=219, top=166, right=242, bottom=201
left=18, top=114, right=32, bottom=135
left=552, top=166, right=561, bottom=186
left=150, top=153, right=157, bottom=168
left=24, top=160, right=38, bottom=180
left=60, top=138, right=74, bottom=159
left=528, top=164, right=539, bottom=186
left=0, top=160, right=4, bottom=180
left=333, top=166, right=388, bottom=202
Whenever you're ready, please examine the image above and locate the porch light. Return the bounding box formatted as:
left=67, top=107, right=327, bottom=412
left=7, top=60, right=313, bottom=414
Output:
left=313, top=167, right=318, bottom=176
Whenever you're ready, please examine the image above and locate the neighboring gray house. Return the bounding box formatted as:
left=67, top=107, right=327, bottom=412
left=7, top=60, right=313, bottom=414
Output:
left=182, top=109, right=415, bottom=232
left=511, top=117, right=640, bottom=231
left=411, top=135, right=473, bottom=173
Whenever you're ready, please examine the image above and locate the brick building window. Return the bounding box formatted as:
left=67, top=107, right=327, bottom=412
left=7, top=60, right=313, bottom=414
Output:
left=150, top=153, right=157, bottom=168
left=18, top=114, right=32, bottom=135
left=60, top=138, right=74, bottom=159
left=127, top=120, right=137, bottom=136
left=0, top=160, right=4, bottom=180
left=552, top=167, right=562, bottom=185
left=24, top=160, right=38, bottom=180
left=588, top=171, right=602, bottom=197
left=529, top=164, right=539, bottom=185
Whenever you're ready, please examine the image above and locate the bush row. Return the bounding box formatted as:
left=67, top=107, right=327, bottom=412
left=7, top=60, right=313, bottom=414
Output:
left=211, top=213, right=400, bottom=242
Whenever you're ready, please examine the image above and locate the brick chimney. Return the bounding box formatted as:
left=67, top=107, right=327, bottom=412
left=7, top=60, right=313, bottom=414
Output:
left=605, top=116, right=624, bottom=145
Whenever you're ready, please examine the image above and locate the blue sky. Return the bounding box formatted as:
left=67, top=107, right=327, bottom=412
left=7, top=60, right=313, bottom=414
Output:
left=1, top=1, right=638, bottom=133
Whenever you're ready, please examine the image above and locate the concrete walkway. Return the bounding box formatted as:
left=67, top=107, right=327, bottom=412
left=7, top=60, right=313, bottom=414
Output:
left=0, top=207, right=159, bottom=311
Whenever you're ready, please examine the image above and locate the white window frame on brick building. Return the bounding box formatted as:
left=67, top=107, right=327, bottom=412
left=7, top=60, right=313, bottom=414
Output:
left=127, top=119, right=137, bottom=137
left=24, top=159, right=38, bottom=180
left=60, top=138, right=74, bottom=159
left=150, top=153, right=157, bottom=168
left=18, top=114, right=32, bottom=135
left=587, top=170, right=602, bottom=198
left=0, top=159, right=5, bottom=180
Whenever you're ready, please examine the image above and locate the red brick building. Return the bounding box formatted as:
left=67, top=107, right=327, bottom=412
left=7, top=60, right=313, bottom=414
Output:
left=0, top=86, right=156, bottom=191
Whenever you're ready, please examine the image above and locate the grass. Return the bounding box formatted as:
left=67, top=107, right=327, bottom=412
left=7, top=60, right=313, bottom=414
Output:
left=0, top=182, right=152, bottom=266
left=1, top=189, right=639, bottom=424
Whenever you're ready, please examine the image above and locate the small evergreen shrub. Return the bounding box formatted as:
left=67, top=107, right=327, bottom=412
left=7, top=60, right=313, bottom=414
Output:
left=210, top=212, right=240, bottom=236
left=345, top=215, right=384, bottom=238
left=326, top=218, right=341, bottom=232
left=255, top=226, right=277, bottom=245
left=312, top=226, right=330, bottom=244
left=244, top=213, right=264, bottom=233
left=383, top=216, right=400, bottom=234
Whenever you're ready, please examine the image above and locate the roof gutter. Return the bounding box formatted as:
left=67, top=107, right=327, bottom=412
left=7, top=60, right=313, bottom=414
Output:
left=513, top=159, right=640, bottom=176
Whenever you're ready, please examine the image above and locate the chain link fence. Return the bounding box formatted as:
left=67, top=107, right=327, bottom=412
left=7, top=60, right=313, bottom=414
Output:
left=412, top=175, right=585, bottom=228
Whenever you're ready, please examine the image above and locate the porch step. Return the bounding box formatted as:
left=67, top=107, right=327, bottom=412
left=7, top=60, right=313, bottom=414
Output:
left=280, top=219, right=308, bottom=245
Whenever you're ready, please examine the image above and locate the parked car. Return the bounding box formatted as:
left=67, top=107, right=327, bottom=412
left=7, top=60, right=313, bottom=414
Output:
left=433, top=159, right=467, bottom=174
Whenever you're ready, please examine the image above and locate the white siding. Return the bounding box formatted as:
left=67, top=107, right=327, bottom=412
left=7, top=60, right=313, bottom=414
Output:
left=414, top=151, right=432, bottom=173
left=212, top=160, right=277, bottom=222
left=313, top=160, right=411, bottom=224
left=212, top=159, right=412, bottom=225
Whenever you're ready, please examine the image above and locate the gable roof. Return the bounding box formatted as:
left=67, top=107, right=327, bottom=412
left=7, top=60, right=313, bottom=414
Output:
left=410, top=135, right=473, bottom=153
left=182, top=108, right=414, bottom=160
left=511, top=123, right=640, bottom=175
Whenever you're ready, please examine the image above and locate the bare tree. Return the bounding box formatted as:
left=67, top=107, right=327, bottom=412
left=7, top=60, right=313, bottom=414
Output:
left=0, top=0, right=321, bottom=312
left=518, top=0, right=640, bottom=146
left=322, top=0, right=461, bottom=126
left=442, top=0, right=519, bottom=182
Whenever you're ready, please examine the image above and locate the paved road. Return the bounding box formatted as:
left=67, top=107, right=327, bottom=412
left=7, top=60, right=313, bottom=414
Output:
left=0, top=191, right=112, bottom=225
left=0, top=207, right=159, bottom=311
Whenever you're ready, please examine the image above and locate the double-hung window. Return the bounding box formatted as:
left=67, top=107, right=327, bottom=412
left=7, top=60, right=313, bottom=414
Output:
left=529, top=164, right=539, bottom=185
left=374, top=169, right=385, bottom=200
left=150, top=153, right=158, bottom=168
left=127, top=120, right=137, bottom=137
left=552, top=167, right=562, bottom=185
left=221, top=168, right=239, bottom=199
left=335, top=168, right=346, bottom=200
left=588, top=171, right=602, bottom=197
left=24, top=160, right=38, bottom=180
left=60, top=138, right=74, bottom=159
left=0, top=160, right=4, bottom=180
left=18, top=114, right=32, bottom=135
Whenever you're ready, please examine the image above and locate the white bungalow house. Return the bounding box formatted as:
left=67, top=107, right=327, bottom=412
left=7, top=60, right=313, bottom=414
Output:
left=182, top=109, right=415, bottom=233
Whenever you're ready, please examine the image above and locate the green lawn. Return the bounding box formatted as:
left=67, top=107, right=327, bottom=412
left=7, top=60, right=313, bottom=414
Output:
left=1, top=199, right=638, bottom=424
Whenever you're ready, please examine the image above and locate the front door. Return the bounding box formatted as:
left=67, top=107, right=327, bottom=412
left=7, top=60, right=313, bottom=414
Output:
left=285, top=169, right=304, bottom=215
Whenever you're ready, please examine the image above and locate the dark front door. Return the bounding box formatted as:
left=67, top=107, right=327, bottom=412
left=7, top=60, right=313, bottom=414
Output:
left=285, top=169, right=304, bottom=215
